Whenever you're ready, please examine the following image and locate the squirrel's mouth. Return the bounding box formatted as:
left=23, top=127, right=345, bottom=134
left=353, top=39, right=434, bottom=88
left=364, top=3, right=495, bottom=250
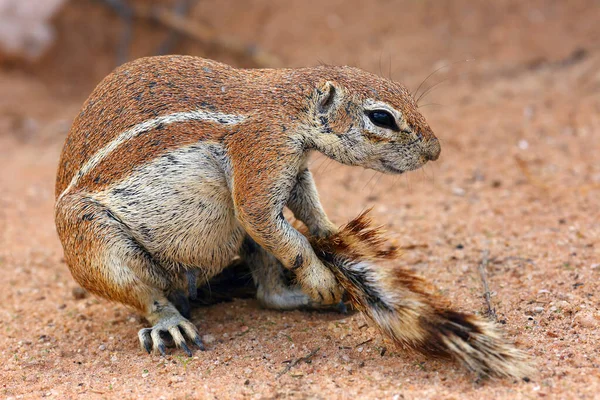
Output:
left=381, top=160, right=405, bottom=174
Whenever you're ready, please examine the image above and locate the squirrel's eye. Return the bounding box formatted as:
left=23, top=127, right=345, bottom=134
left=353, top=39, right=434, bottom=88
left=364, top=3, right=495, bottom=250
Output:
left=367, top=110, right=399, bottom=131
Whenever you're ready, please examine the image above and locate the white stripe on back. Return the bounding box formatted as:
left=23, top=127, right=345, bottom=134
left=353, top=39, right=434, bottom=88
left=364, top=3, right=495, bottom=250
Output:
left=58, top=108, right=246, bottom=202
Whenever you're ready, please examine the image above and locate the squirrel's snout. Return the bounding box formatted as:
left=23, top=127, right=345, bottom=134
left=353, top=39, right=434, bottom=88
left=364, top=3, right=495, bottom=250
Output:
left=424, top=137, right=441, bottom=161
left=416, top=129, right=440, bottom=161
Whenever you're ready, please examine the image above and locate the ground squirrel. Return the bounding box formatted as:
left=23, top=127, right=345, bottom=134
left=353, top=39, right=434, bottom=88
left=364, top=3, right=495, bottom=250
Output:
left=54, top=55, right=442, bottom=356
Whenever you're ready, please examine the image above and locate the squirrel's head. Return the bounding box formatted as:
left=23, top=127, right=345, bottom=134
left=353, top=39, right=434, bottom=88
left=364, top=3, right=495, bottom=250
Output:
left=303, top=68, right=440, bottom=174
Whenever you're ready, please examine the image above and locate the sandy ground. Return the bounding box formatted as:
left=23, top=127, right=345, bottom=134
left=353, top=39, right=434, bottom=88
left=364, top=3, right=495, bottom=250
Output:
left=1, top=0, right=600, bottom=398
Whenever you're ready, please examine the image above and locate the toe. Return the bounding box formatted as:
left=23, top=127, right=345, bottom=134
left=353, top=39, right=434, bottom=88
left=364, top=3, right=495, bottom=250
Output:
left=168, top=326, right=192, bottom=357
left=150, top=328, right=166, bottom=356
left=179, top=321, right=205, bottom=351
left=157, top=342, right=166, bottom=357
left=138, top=328, right=153, bottom=354
left=180, top=341, right=192, bottom=357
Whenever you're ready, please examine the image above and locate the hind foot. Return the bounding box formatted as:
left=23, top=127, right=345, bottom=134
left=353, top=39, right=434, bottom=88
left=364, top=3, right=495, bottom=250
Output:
left=138, top=302, right=204, bottom=356
left=257, top=285, right=313, bottom=310
left=258, top=284, right=348, bottom=313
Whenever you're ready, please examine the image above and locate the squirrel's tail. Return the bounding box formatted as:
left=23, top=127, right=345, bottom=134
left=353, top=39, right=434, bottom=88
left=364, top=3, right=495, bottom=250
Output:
left=309, top=211, right=532, bottom=379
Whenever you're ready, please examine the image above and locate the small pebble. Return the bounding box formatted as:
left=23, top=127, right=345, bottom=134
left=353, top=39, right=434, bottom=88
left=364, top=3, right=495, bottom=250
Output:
left=576, top=312, right=597, bottom=328
left=98, top=344, right=106, bottom=351
left=452, top=187, right=466, bottom=196
left=202, top=334, right=216, bottom=344
left=72, top=287, right=88, bottom=300
left=533, top=307, right=544, bottom=313
left=518, top=139, right=529, bottom=150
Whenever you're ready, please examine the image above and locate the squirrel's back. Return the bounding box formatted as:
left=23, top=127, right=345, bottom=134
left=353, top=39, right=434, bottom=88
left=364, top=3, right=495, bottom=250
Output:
left=56, top=56, right=265, bottom=198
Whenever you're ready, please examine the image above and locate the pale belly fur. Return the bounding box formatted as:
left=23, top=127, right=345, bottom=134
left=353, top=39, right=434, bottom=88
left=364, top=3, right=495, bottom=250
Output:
left=95, top=142, right=244, bottom=275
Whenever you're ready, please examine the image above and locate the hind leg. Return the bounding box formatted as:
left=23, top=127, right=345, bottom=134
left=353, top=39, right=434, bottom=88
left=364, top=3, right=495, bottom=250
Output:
left=55, top=193, right=204, bottom=356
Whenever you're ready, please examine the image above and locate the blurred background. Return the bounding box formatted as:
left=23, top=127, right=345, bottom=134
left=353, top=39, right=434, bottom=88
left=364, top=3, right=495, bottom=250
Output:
left=1, top=1, right=599, bottom=398
left=2, top=0, right=599, bottom=98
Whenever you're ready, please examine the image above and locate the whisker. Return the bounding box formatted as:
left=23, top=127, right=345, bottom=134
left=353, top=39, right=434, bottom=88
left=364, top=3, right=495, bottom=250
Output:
left=416, top=78, right=449, bottom=105
left=374, top=172, right=386, bottom=191
left=412, top=64, right=450, bottom=100
left=318, top=159, right=336, bottom=176
left=367, top=172, right=384, bottom=200
left=356, top=166, right=370, bottom=190
left=363, top=170, right=379, bottom=191
left=418, top=103, right=443, bottom=109
left=412, top=59, right=474, bottom=100
left=312, top=155, right=329, bottom=175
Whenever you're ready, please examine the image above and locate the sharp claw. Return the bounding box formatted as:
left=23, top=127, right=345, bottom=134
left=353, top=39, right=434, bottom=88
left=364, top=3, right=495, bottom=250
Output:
left=138, top=329, right=153, bottom=354
left=143, top=338, right=152, bottom=354
left=180, top=342, right=192, bottom=357
left=158, top=342, right=166, bottom=357
left=193, top=336, right=206, bottom=351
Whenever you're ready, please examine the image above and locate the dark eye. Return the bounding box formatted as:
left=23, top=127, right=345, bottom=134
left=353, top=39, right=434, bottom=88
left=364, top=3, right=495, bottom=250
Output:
left=367, top=110, right=399, bottom=131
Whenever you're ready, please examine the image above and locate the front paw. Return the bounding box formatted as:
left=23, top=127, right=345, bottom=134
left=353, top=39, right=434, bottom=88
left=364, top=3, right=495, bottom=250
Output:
left=297, top=260, right=342, bottom=305
left=310, top=223, right=338, bottom=239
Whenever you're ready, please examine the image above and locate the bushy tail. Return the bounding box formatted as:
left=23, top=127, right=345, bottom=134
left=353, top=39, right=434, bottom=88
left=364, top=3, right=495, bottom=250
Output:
left=308, top=211, right=532, bottom=379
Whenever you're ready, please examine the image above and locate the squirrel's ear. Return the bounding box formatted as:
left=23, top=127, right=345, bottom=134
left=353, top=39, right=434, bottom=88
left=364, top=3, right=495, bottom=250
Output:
left=317, top=81, right=339, bottom=113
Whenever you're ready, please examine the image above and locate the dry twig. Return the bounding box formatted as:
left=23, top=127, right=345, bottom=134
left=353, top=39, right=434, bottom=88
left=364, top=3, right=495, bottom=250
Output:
left=514, top=155, right=550, bottom=191
left=355, top=338, right=373, bottom=347
left=133, top=4, right=281, bottom=67
left=99, top=0, right=281, bottom=67
left=277, top=347, right=320, bottom=378
left=478, top=250, right=497, bottom=320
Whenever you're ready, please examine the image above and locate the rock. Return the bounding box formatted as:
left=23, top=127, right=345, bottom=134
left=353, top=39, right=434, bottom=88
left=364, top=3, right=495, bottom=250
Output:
left=575, top=312, right=597, bottom=328
left=202, top=334, right=216, bottom=344
left=72, top=287, right=88, bottom=300
left=452, top=187, right=466, bottom=196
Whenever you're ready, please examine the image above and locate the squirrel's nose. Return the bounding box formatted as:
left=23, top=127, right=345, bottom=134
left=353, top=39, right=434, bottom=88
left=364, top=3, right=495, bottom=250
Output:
left=424, top=138, right=441, bottom=161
